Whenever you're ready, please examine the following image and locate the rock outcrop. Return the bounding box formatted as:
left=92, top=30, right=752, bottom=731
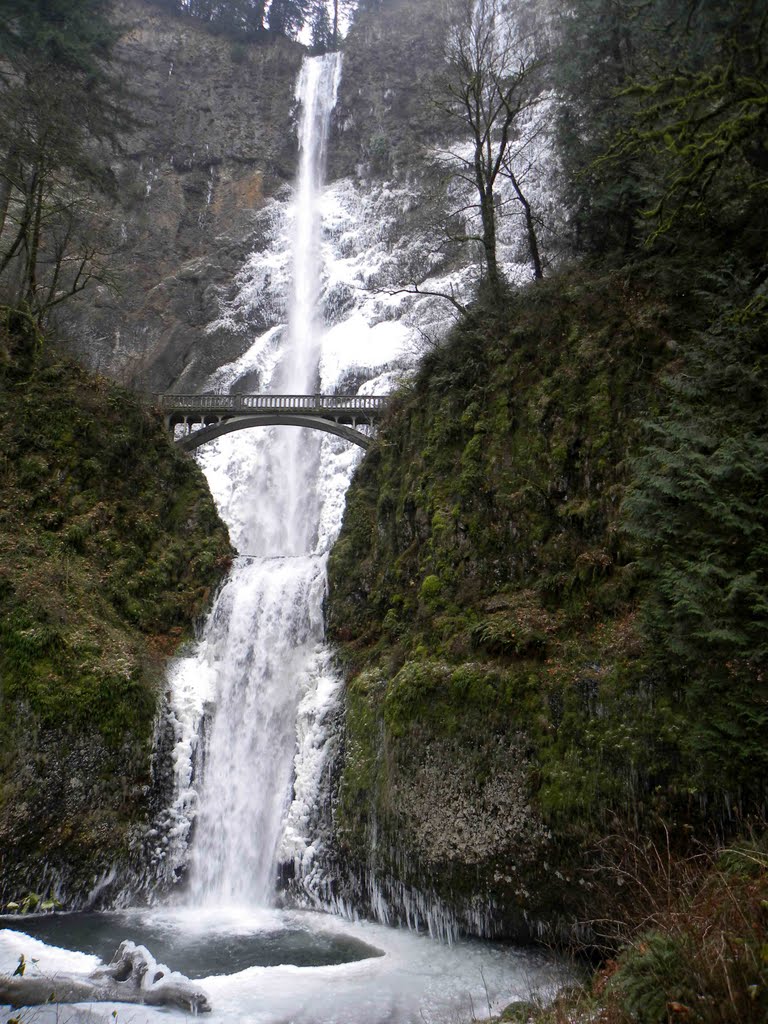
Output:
left=58, top=0, right=304, bottom=392
left=0, top=349, right=231, bottom=907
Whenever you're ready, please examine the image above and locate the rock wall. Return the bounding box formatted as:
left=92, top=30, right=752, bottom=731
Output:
left=59, top=0, right=304, bottom=392
left=324, top=269, right=677, bottom=940
left=58, top=0, right=473, bottom=394
left=330, top=0, right=457, bottom=181
left=0, top=341, right=232, bottom=906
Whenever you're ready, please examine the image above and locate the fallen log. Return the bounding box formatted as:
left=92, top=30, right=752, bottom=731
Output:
left=0, top=939, right=211, bottom=1013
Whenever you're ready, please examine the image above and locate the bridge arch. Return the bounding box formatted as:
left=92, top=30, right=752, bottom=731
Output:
left=176, top=414, right=372, bottom=451
left=157, top=393, right=386, bottom=452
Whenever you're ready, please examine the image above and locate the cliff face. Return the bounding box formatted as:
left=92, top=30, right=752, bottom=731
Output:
left=324, top=269, right=682, bottom=939
left=59, top=0, right=304, bottom=392
left=19, top=0, right=472, bottom=906
left=0, top=329, right=231, bottom=906
left=45, top=0, right=592, bottom=929
left=329, top=0, right=456, bottom=180
left=59, top=0, right=491, bottom=395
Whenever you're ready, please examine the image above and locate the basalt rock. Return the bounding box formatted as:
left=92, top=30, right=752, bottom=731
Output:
left=57, top=0, right=304, bottom=392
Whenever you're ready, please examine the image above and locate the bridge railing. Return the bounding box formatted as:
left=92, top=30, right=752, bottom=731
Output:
left=154, top=394, right=388, bottom=413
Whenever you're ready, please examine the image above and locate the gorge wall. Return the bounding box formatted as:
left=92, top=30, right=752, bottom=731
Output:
left=3, top=0, right=601, bottom=924
left=323, top=260, right=767, bottom=941
left=3, top=0, right=472, bottom=909
left=59, top=0, right=304, bottom=391
left=322, top=268, right=658, bottom=939
left=0, top=332, right=231, bottom=905
left=6, top=0, right=762, bottom=950
left=60, top=0, right=549, bottom=395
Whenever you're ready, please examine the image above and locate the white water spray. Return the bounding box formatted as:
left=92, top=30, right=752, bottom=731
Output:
left=182, top=52, right=343, bottom=909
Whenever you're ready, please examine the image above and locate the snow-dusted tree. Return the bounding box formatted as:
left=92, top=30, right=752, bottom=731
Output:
left=441, top=0, right=546, bottom=297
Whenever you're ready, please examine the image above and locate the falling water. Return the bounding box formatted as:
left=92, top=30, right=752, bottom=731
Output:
left=184, top=52, right=343, bottom=909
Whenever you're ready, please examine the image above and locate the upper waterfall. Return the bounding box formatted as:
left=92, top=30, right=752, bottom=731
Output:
left=278, top=54, right=342, bottom=396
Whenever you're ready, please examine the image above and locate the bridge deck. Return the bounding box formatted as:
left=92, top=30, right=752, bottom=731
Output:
left=156, top=394, right=387, bottom=416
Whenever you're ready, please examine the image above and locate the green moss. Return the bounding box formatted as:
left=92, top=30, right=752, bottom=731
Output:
left=326, top=264, right=765, bottom=931
left=336, top=669, right=388, bottom=852
left=0, top=342, right=232, bottom=899
left=419, top=573, right=443, bottom=608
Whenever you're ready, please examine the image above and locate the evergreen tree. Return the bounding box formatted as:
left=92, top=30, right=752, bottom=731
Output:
left=267, top=0, right=310, bottom=36
left=607, top=0, right=767, bottom=252
left=147, top=0, right=270, bottom=35
left=623, top=288, right=768, bottom=800
left=309, top=0, right=333, bottom=52
left=553, top=0, right=768, bottom=260
left=551, top=0, right=644, bottom=254
left=0, top=0, right=118, bottom=74
left=146, top=0, right=356, bottom=42
left=329, top=0, right=356, bottom=46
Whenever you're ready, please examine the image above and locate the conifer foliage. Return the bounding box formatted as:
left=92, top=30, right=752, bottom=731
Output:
left=624, top=292, right=768, bottom=798
left=555, top=0, right=768, bottom=259
left=0, top=0, right=117, bottom=72
left=150, top=0, right=356, bottom=46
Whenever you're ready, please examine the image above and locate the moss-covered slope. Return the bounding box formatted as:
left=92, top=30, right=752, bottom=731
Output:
left=0, top=335, right=231, bottom=903
left=326, top=264, right=767, bottom=938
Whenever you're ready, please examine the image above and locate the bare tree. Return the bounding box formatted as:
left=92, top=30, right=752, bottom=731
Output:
left=0, top=65, right=123, bottom=331
left=440, top=0, right=546, bottom=298
left=501, top=124, right=546, bottom=281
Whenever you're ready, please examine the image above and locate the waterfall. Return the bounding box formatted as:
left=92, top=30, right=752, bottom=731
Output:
left=148, top=29, right=556, bottom=925
left=176, top=52, right=343, bottom=909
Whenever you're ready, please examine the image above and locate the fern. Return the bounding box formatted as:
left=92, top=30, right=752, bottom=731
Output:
left=612, top=932, right=693, bottom=1024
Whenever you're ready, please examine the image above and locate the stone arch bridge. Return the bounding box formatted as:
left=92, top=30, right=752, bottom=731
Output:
left=155, top=393, right=387, bottom=451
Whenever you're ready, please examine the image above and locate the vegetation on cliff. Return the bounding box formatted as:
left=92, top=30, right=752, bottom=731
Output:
left=0, top=319, right=231, bottom=903
left=0, top=0, right=131, bottom=329
left=325, top=0, right=767, bottom=1014
left=326, top=261, right=768, bottom=1023
left=328, top=248, right=766, bottom=969
left=147, top=0, right=356, bottom=49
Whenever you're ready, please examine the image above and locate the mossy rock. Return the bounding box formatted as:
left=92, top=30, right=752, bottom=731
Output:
left=0, top=342, right=232, bottom=902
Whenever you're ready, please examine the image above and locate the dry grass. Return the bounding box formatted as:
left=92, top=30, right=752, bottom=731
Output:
left=487, top=829, right=768, bottom=1024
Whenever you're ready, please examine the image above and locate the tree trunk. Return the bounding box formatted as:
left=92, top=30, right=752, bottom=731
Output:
left=0, top=941, right=211, bottom=1014
left=252, top=0, right=267, bottom=31
left=479, top=185, right=502, bottom=300
left=24, top=171, right=45, bottom=313
left=508, top=170, right=543, bottom=280
left=0, top=166, right=37, bottom=288
left=0, top=144, right=19, bottom=242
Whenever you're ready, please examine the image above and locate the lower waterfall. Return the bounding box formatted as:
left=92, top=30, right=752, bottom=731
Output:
left=185, top=553, right=329, bottom=906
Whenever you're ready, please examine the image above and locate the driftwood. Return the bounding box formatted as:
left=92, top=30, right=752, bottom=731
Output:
left=0, top=940, right=211, bottom=1013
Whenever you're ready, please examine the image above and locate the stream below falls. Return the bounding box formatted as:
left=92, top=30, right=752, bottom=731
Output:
left=0, top=909, right=566, bottom=1024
